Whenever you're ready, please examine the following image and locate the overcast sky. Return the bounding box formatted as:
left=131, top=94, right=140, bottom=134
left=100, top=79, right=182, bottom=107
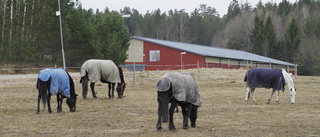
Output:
left=79, top=0, right=297, bottom=16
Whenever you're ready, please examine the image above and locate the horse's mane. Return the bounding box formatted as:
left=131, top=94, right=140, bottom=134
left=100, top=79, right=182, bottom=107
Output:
left=65, top=70, right=76, bottom=96
left=282, top=69, right=294, bottom=89
left=115, top=64, right=125, bottom=84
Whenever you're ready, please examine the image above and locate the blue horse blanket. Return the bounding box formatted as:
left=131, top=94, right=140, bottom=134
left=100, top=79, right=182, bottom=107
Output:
left=244, top=67, right=285, bottom=91
left=38, top=68, right=71, bottom=98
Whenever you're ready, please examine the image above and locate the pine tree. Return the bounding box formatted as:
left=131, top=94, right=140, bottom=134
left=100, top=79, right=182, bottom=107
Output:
left=265, top=15, right=279, bottom=59
left=284, top=17, right=300, bottom=63
left=225, top=0, right=241, bottom=22
left=250, top=15, right=265, bottom=55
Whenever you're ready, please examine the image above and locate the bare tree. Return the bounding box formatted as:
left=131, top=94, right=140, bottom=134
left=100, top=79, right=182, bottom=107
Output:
left=9, top=0, right=13, bottom=47
left=2, top=0, right=7, bottom=39
left=22, top=0, right=26, bottom=37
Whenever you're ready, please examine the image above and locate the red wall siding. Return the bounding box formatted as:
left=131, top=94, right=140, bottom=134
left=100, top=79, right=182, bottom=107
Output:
left=143, top=42, right=205, bottom=71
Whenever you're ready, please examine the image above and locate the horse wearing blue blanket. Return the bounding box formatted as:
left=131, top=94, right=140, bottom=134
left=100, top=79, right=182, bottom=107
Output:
left=36, top=68, right=77, bottom=114
left=244, top=67, right=296, bottom=104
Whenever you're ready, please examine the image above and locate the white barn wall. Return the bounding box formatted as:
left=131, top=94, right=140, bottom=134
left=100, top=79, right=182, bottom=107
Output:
left=126, top=39, right=144, bottom=63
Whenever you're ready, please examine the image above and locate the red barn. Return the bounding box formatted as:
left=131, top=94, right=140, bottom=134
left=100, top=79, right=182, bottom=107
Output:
left=124, top=36, right=297, bottom=74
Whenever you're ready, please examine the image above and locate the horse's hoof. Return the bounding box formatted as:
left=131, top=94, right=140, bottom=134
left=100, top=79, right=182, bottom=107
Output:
left=169, top=127, right=176, bottom=131
left=57, top=110, right=62, bottom=113
left=83, top=97, right=87, bottom=99
left=183, top=126, right=189, bottom=129
left=36, top=111, right=40, bottom=114
left=94, top=97, right=99, bottom=100
left=156, top=127, right=163, bottom=131
left=191, top=124, right=196, bottom=128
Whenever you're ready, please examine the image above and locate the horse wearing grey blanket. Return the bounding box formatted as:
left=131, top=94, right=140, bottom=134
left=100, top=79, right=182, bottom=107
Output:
left=156, top=72, right=201, bottom=131
left=80, top=59, right=126, bottom=99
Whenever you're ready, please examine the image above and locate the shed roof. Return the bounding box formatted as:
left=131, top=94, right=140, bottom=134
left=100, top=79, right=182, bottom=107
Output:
left=131, top=36, right=294, bottom=66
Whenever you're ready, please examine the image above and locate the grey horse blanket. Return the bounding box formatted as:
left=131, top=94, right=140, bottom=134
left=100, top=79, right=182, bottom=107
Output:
left=80, top=59, right=121, bottom=83
left=38, top=68, right=71, bottom=98
left=244, top=67, right=285, bottom=91
left=157, top=72, right=201, bottom=107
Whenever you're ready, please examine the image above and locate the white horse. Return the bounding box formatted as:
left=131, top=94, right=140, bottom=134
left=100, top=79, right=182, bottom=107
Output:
left=244, top=68, right=296, bottom=104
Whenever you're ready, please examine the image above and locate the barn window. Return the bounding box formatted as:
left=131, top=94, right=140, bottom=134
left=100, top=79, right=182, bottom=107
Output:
left=149, top=50, right=160, bottom=62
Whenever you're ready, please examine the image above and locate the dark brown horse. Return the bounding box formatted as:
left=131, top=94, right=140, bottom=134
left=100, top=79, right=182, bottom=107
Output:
left=36, top=68, right=77, bottom=114
left=80, top=59, right=126, bottom=99
left=156, top=72, right=201, bottom=131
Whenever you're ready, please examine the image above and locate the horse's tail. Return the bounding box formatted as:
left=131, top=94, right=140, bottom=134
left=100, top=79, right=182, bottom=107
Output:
left=37, top=78, right=49, bottom=110
left=42, top=86, right=48, bottom=110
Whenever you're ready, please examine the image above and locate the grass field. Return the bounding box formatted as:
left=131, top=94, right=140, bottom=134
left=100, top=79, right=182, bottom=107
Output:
left=1, top=68, right=320, bottom=136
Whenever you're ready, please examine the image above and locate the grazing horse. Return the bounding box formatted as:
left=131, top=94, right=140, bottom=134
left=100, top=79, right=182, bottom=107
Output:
left=80, top=59, right=126, bottom=99
left=156, top=72, right=201, bottom=131
left=244, top=67, right=296, bottom=104
left=36, top=68, right=77, bottom=114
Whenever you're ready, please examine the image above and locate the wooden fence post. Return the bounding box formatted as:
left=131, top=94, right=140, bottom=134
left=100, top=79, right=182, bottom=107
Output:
left=295, top=64, right=298, bottom=77
left=197, top=61, right=200, bottom=81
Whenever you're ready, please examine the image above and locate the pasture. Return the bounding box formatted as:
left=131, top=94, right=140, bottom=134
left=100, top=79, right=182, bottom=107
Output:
left=1, top=68, right=320, bottom=136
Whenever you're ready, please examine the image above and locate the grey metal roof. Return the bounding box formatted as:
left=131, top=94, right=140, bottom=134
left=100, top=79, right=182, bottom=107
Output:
left=131, top=36, right=294, bottom=66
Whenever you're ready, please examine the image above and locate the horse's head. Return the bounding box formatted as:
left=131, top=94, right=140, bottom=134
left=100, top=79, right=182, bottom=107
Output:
left=66, top=94, right=77, bottom=112
left=116, top=83, right=126, bottom=98
left=67, top=73, right=78, bottom=112
left=289, top=88, right=296, bottom=104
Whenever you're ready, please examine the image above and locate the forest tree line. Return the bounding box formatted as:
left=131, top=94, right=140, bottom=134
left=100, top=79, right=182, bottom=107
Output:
left=0, top=0, right=130, bottom=68
left=1, top=0, right=320, bottom=75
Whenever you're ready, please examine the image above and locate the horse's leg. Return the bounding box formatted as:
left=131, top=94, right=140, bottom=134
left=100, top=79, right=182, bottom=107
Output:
left=245, top=87, right=251, bottom=103
left=156, top=101, right=163, bottom=131
left=57, top=94, right=62, bottom=113
left=268, top=90, right=276, bottom=104
left=169, top=100, right=177, bottom=130
left=47, top=94, right=52, bottom=114
left=108, top=83, right=110, bottom=98
left=190, top=105, right=198, bottom=128
left=181, top=103, right=192, bottom=129
left=111, top=83, right=115, bottom=99
left=276, top=90, right=280, bottom=103
left=90, top=83, right=98, bottom=99
left=37, top=91, right=41, bottom=114
left=251, top=88, right=256, bottom=104
left=108, top=83, right=111, bottom=98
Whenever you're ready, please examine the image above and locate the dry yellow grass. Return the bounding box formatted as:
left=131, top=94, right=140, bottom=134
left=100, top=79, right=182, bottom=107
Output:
left=1, top=68, right=320, bottom=136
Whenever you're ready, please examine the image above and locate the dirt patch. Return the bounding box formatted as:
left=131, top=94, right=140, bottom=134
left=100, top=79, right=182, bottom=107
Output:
left=1, top=68, right=320, bottom=136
